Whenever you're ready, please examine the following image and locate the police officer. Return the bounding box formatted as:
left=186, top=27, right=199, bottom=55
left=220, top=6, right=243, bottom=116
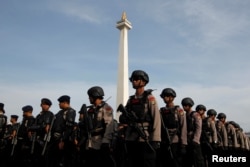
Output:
left=181, top=97, right=205, bottom=167
left=74, top=109, right=87, bottom=167
left=32, top=98, right=54, bottom=167
left=225, top=121, right=238, bottom=151
left=82, top=86, right=116, bottom=167
left=118, top=70, right=161, bottom=167
left=215, top=113, right=228, bottom=153
left=5, top=115, right=20, bottom=166
left=17, top=105, right=36, bottom=166
left=0, top=103, right=7, bottom=167
left=51, top=95, right=76, bottom=167
left=229, top=122, right=245, bottom=151
left=200, top=108, right=218, bottom=167
left=0, top=103, right=7, bottom=140
left=159, top=88, right=187, bottom=167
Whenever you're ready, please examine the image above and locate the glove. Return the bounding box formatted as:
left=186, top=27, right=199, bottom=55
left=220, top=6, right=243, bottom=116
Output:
left=150, top=141, right=160, bottom=150
left=180, top=145, right=186, bottom=155
left=212, top=142, right=218, bottom=149
left=101, top=143, right=110, bottom=153
left=191, top=141, right=199, bottom=148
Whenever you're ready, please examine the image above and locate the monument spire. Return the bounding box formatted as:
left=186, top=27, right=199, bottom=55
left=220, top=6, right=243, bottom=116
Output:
left=115, top=12, right=132, bottom=121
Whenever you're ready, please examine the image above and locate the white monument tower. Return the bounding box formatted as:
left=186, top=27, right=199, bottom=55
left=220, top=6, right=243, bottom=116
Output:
left=115, top=12, right=132, bottom=121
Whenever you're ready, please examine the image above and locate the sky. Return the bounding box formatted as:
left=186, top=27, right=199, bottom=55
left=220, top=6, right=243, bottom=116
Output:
left=1, top=0, right=250, bottom=131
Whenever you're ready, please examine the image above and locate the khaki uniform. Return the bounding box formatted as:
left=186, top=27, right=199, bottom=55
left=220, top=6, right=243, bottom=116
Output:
left=235, top=129, right=246, bottom=150
left=185, top=111, right=205, bottom=167
left=160, top=106, right=187, bottom=145
left=186, top=111, right=202, bottom=144
left=86, top=102, right=114, bottom=150
left=226, top=123, right=238, bottom=149
left=124, top=94, right=161, bottom=142
left=243, top=133, right=250, bottom=151
left=206, top=117, right=218, bottom=144
left=216, top=120, right=228, bottom=149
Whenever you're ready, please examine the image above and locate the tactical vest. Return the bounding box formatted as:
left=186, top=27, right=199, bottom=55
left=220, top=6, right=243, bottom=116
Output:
left=186, top=111, right=196, bottom=133
left=126, top=91, right=153, bottom=123
left=0, top=115, right=7, bottom=137
left=88, top=105, right=105, bottom=130
left=86, top=102, right=107, bottom=136
left=201, top=117, right=210, bottom=142
left=160, top=106, right=179, bottom=129
left=0, top=115, right=6, bottom=129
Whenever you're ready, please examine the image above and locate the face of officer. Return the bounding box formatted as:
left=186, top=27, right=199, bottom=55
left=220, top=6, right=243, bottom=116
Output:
left=197, top=109, right=206, bottom=117
left=131, top=76, right=146, bottom=89
left=59, top=101, right=70, bottom=110
left=41, top=103, right=50, bottom=111
left=88, top=96, right=102, bottom=106
left=162, top=95, right=175, bottom=105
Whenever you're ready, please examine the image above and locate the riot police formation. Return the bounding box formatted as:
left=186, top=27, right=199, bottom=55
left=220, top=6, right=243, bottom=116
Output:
left=0, top=70, right=250, bottom=167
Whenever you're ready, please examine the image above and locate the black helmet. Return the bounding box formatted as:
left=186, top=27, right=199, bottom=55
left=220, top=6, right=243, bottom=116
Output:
left=160, top=88, right=176, bottom=98
left=217, top=113, right=226, bottom=119
left=87, top=86, right=104, bottom=97
left=0, top=102, right=5, bottom=113
left=195, top=104, right=206, bottom=111
left=181, top=97, right=194, bottom=107
left=229, top=121, right=240, bottom=128
left=207, top=109, right=217, bottom=116
left=129, top=70, right=149, bottom=84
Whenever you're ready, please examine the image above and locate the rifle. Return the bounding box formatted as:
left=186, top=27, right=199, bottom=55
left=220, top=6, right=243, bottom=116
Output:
left=10, top=123, right=20, bottom=156
left=159, top=110, right=174, bottom=159
left=41, top=116, right=55, bottom=156
left=117, top=104, right=155, bottom=153
left=79, top=96, right=111, bottom=148
left=80, top=104, right=93, bottom=148
left=30, top=120, right=39, bottom=155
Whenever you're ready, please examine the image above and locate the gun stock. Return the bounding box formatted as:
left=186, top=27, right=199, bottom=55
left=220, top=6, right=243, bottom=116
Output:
left=159, top=110, right=174, bottom=159
left=10, top=123, right=20, bottom=156
left=41, top=116, right=55, bottom=156
left=117, top=104, right=155, bottom=152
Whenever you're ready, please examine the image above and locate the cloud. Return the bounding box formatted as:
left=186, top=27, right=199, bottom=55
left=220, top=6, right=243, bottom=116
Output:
left=135, top=0, right=250, bottom=49
left=182, top=0, right=250, bottom=48
left=47, top=0, right=108, bottom=24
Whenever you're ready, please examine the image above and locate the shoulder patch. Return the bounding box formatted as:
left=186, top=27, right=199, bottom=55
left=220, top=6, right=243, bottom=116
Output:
left=148, top=95, right=155, bottom=101
left=148, top=95, right=155, bottom=105
left=178, top=108, right=184, bottom=116
left=104, top=105, right=112, bottom=112
left=196, top=114, right=201, bottom=120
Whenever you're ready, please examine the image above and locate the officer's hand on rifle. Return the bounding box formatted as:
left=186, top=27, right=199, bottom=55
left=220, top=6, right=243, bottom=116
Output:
left=58, top=140, right=64, bottom=150
left=180, top=145, right=187, bottom=155
left=150, top=141, right=160, bottom=150
left=212, top=142, right=218, bottom=149
left=191, top=141, right=200, bottom=149
left=101, top=143, right=110, bottom=154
